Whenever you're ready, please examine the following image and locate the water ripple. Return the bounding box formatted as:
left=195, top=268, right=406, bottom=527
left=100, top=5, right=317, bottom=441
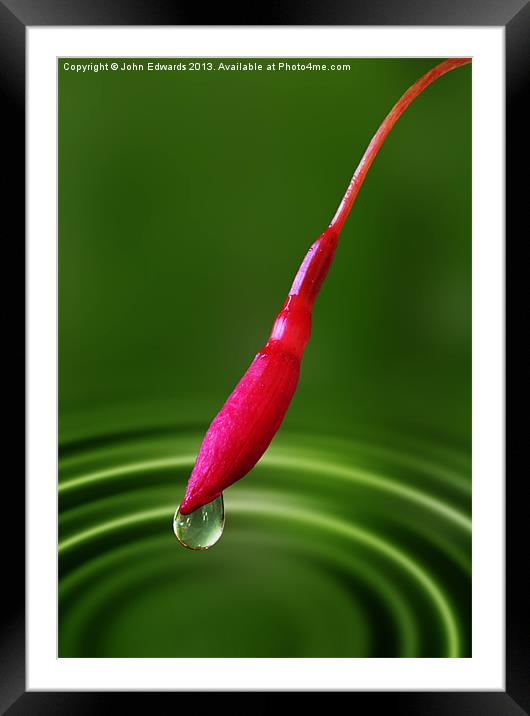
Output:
left=59, top=425, right=471, bottom=658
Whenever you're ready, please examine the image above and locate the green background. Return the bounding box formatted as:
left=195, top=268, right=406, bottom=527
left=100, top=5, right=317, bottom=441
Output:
left=59, top=58, right=471, bottom=658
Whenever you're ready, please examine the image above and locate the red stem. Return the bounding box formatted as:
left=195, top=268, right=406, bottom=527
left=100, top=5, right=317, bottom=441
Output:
left=329, top=57, right=471, bottom=234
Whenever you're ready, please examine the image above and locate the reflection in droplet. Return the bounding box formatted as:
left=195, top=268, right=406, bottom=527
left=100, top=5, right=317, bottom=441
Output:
left=173, top=494, right=224, bottom=550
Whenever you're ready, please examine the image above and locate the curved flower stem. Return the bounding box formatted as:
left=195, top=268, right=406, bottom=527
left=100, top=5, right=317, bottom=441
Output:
left=329, top=58, right=471, bottom=234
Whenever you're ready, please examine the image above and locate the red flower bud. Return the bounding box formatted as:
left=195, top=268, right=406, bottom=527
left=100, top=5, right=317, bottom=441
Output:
left=179, top=228, right=338, bottom=514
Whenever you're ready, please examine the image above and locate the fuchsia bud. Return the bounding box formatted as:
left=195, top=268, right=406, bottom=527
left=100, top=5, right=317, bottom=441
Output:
left=178, top=58, right=471, bottom=515
left=179, top=227, right=338, bottom=514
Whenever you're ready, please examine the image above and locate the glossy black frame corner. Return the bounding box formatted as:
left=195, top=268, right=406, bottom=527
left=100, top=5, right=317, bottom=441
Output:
left=8, top=1, right=527, bottom=712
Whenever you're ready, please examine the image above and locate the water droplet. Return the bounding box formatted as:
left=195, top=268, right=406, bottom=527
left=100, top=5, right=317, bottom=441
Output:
left=173, top=494, right=224, bottom=550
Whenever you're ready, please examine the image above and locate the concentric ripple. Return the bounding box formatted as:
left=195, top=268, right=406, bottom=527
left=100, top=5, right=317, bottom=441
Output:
left=59, top=425, right=471, bottom=658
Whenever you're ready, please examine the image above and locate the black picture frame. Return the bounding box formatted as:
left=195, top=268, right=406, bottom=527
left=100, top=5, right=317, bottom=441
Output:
left=7, top=0, right=527, bottom=712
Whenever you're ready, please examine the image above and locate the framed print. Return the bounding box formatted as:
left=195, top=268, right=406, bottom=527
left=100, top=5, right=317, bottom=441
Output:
left=6, top=0, right=528, bottom=711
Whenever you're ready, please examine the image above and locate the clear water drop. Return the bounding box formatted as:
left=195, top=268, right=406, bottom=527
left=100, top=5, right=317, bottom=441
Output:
left=173, top=494, right=224, bottom=550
